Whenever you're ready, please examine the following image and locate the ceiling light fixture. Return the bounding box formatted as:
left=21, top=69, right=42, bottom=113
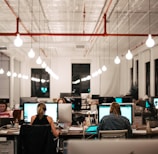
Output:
left=28, top=48, right=35, bottom=58
left=14, top=0, right=23, bottom=47
left=14, top=34, right=23, bottom=47
left=115, top=7, right=121, bottom=65
left=36, top=56, right=42, bottom=65
left=146, top=0, right=155, bottom=48
left=126, top=0, right=133, bottom=60
left=114, top=56, right=121, bottom=64
left=146, top=34, right=155, bottom=48
left=28, top=0, right=35, bottom=58
left=102, top=65, right=107, bottom=72
left=0, top=53, right=4, bottom=74
left=126, top=49, right=133, bottom=60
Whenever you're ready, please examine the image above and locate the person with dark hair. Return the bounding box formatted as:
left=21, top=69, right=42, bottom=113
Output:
left=30, top=102, right=60, bottom=137
left=98, top=102, right=132, bottom=138
left=0, top=103, right=12, bottom=118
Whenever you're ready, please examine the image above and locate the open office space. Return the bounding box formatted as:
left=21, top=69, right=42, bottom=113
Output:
left=0, top=0, right=158, bottom=154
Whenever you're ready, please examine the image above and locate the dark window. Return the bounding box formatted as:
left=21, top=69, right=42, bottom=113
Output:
left=146, top=62, right=150, bottom=96
left=72, top=64, right=90, bottom=96
left=155, top=59, right=158, bottom=96
left=31, top=68, right=50, bottom=98
left=136, top=60, right=139, bottom=86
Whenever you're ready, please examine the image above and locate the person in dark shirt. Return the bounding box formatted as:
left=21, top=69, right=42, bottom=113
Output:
left=30, top=102, right=60, bottom=137
left=98, top=102, right=132, bottom=138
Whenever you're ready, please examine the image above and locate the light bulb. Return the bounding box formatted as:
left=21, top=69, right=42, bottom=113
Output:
left=98, top=68, right=102, bottom=74
left=0, top=68, right=4, bottom=74
left=125, top=49, right=133, bottom=60
left=36, top=56, right=42, bottom=64
left=102, top=65, right=107, bottom=72
left=28, top=48, right=35, bottom=58
left=7, top=71, right=11, bottom=76
left=114, top=56, right=121, bottom=64
left=14, top=34, right=23, bottom=47
left=41, top=62, right=47, bottom=68
left=146, top=34, right=155, bottom=48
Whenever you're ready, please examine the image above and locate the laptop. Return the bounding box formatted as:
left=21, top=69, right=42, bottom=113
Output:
left=0, top=118, right=14, bottom=127
left=85, top=125, right=98, bottom=134
left=65, top=139, right=158, bottom=154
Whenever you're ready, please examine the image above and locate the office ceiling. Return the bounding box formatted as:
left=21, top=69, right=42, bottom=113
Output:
left=0, top=0, right=158, bottom=61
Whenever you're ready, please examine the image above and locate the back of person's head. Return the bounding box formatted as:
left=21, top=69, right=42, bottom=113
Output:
left=110, top=102, right=121, bottom=115
left=37, top=102, right=46, bottom=119
left=57, top=98, right=66, bottom=104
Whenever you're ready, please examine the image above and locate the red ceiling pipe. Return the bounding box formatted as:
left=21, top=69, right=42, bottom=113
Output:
left=0, top=32, right=158, bottom=37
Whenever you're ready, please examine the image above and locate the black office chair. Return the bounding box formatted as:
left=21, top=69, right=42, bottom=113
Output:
left=19, top=125, right=57, bottom=154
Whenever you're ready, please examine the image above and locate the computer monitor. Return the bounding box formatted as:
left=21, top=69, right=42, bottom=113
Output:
left=23, top=102, right=58, bottom=123
left=99, top=97, right=114, bottom=104
left=71, top=97, right=81, bottom=111
left=115, top=97, right=123, bottom=104
left=153, top=97, right=158, bottom=109
left=98, top=103, right=133, bottom=124
left=20, top=97, right=38, bottom=108
left=58, top=104, right=72, bottom=124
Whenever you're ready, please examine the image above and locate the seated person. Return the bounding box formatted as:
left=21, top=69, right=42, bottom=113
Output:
left=57, top=98, right=66, bottom=104
left=0, top=103, right=13, bottom=118
left=30, top=102, right=60, bottom=137
left=97, top=102, right=132, bottom=138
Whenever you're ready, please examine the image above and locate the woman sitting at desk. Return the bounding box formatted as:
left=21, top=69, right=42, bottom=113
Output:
left=30, top=102, right=60, bottom=137
left=0, top=103, right=12, bottom=118
left=98, top=102, right=132, bottom=138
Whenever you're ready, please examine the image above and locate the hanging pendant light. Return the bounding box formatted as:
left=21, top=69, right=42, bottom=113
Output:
left=36, top=56, right=42, bottom=64
left=114, top=8, right=121, bottom=65
left=28, top=0, right=35, bottom=58
left=102, top=65, right=107, bottom=72
left=126, top=0, right=133, bottom=60
left=146, top=0, right=155, bottom=48
left=114, top=56, right=121, bottom=64
left=14, top=0, right=23, bottom=47
left=14, top=34, right=23, bottom=47
left=146, top=34, right=155, bottom=48
left=28, top=48, right=35, bottom=58
left=126, top=49, right=133, bottom=60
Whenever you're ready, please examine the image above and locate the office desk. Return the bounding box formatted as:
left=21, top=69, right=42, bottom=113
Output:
left=132, top=127, right=158, bottom=138
left=0, top=128, right=19, bottom=154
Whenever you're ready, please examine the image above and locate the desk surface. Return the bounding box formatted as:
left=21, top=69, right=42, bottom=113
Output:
left=1, top=125, right=158, bottom=137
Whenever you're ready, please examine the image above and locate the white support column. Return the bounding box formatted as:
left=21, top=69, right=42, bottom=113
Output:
left=9, top=56, right=14, bottom=109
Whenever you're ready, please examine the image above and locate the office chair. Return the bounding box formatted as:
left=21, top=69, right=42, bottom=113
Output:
left=19, top=125, right=57, bottom=154
left=98, top=129, right=128, bottom=139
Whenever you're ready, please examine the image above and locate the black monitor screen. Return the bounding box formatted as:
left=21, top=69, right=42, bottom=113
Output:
left=99, top=97, right=114, bottom=104
left=23, top=102, right=58, bottom=123
left=20, top=97, right=38, bottom=108
left=98, top=103, right=133, bottom=124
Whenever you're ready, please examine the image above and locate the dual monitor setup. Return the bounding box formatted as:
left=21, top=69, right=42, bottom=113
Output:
left=23, top=103, right=72, bottom=124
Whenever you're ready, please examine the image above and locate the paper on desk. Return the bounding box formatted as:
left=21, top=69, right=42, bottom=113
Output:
left=0, top=130, right=8, bottom=134
left=151, top=127, right=158, bottom=132
left=69, top=126, right=83, bottom=131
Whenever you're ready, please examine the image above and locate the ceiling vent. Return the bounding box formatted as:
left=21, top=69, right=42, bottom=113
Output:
left=0, top=46, right=7, bottom=50
left=76, top=45, right=85, bottom=49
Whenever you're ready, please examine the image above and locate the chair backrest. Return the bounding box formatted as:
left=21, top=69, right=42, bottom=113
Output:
left=98, top=129, right=128, bottom=139
left=19, top=125, right=57, bottom=154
